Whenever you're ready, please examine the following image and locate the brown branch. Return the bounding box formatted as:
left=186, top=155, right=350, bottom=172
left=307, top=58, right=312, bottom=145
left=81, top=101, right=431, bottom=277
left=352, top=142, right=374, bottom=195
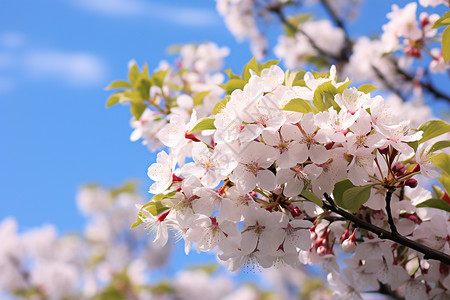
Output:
left=268, top=3, right=450, bottom=103
left=384, top=190, right=398, bottom=235
left=322, top=193, right=450, bottom=265
left=390, top=59, right=450, bottom=103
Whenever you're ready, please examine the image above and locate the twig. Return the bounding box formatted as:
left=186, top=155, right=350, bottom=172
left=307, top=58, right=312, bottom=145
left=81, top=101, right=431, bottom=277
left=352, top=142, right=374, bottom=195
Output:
left=384, top=190, right=398, bottom=235
left=321, top=193, right=450, bottom=265
left=390, top=59, right=450, bottom=103
left=268, top=3, right=450, bottom=103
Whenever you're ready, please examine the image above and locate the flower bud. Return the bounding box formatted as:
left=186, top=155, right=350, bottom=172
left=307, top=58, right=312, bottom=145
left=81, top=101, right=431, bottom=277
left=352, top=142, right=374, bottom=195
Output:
left=317, top=245, right=327, bottom=256
left=273, top=186, right=282, bottom=195
left=392, top=161, right=406, bottom=177
left=342, top=229, right=357, bottom=253
left=342, top=238, right=356, bottom=253
left=405, top=178, right=418, bottom=188
left=379, top=146, right=389, bottom=155
left=420, top=12, right=429, bottom=28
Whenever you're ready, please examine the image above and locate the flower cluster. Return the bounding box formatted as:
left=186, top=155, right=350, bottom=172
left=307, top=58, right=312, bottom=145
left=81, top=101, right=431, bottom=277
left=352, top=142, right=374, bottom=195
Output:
left=123, top=57, right=450, bottom=299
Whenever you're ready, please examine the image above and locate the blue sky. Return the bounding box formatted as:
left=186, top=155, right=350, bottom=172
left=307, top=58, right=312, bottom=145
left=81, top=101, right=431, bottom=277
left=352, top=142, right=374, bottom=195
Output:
left=1, top=0, right=449, bottom=280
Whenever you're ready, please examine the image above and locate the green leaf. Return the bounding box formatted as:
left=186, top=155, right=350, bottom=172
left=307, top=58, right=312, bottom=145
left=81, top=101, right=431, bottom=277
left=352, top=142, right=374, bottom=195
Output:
left=150, top=69, right=169, bottom=88
left=260, top=59, right=280, bottom=70
left=212, top=98, right=229, bottom=115
left=189, top=117, right=216, bottom=133
left=219, top=78, right=246, bottom=95
left=407, top=141, right=419, bottom=152
left=224, top=69, right=241, bottom=80
left=131, top=216, right=143, bottom=229
left=418, top=120, right=450, bottom=143
left=313, top=81, right=338, bottom=111
left=128, top=63, right=140, bottom=84
left=106, top=93, right=121, bottom=107
left=311, top=70, right=330, bottom=79
left=301, top=190, right=323, bottom=207
left=342, top=184, right=374, bottom=212
left=135, top=77, right=151, bottom=100
left=143, top=200, right=170, bottom=216
left=432, top=185, right=445, bottom=199
left=282, top=98, right=314, bottom=113
left=242, top=57, right=259, bottom=82
left=416, top=198, right=450, bottom=213
left=439, top=176, right=450, bottom=194
left=357, top=83, right=378, bottom=94
left=443, top=26, right=450, bottom=63
left=130, top=102, right=147, bottom=120
left=432, top=11, right=450, bottom=29
left=432, top=152, right=450, bottom=176
left=105, top=80, right=132, bottom=89
left=333, top=179, right=355, bottom=209
left=429, top=140, right=450, bottom=153
left=336, top=80, right=352, bottom=94
left=142, top=63, right=150, bottom=78
left=193, top=91, right=210, bottom=106
left=284, top=13, right=312, bottom=37
left=111, top=181, right=137, bottom=198
left=285, top=69, right=306, bottom=87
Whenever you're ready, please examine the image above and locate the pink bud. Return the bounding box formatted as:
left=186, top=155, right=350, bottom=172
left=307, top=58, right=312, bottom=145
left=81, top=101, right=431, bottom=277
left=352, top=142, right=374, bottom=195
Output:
left=317, top=245, right=327, bottom=256
left=342, top=238, right=356, bottom=253
left=420, top=12, right=430, bottom=28
left=405, top=178, right=418, bottom=188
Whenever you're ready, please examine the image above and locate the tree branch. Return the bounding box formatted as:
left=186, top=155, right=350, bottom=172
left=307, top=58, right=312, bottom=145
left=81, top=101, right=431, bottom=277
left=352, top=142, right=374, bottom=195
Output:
left=268, top=3, right=450, bottom=103
left=322, top=193, right=450, bottom=265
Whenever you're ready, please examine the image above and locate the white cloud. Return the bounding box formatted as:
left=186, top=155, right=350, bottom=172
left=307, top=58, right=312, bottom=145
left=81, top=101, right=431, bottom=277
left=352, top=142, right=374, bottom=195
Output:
left=73, top=0, right=145, bottom=16
left=149, top=3, right=219, bottom=27
left=23, top=51, right=107, bottom=86
left=0, top=32, right=26, bottom=49
left=0, top=31, right=108, bottom=91
left=71, top=0, right=220, bottom=27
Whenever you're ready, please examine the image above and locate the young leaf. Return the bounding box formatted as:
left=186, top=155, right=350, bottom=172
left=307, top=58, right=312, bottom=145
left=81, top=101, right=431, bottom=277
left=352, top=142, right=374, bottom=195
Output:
left=336, top=80, right=352, bottom=94
left=285, top=69, right=306, bottom=87
left=282, top=98, right=314, bottom=113
left=106, top=80, right=132, bottom=90
left=432, top=152, right=450, bottom=176
left=333, top=179, right=355, bottom=209
left=189, top=117, right=216, bottom=133
left=130, top=102, right=147, bottom=120
left=418, top=120, right=450, bottom=143
left=342, top=184, right=374, bottom=212
left=131, top=215, right=143, bottom=229
left=432, top=11, right=450, bottom=29
left=106, top=93, right=121, bottom=107
left=224, top=69, right=241, bottom=80
left=313, top=81, right=338, bottom=111
left=128, top=64, right=140, bottom=84
left=150, top=69, right=169, bottom=88
left=416, top=198, right=450, bottom=213
left=242, top=57, right=259, bottom=82
left=357, top=83, right=378, bottom=94
left=432, top=185, right=445, bottom=199
left=136, top=77, right=151, bottom=100
left=301, top=190, right=323, bottom=207
left=260, top=59, right=280, bottom=70
left=219, top=78, right=246, bottom=95
left=212, top=98, right=229, bottom=115
left=428, top=140, right=450, bottom=153
left=439, top=176, right=450, bottom=194
left=193, top=91, right=210, bottom=106
left=443, top=26, right=450, bottom=63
